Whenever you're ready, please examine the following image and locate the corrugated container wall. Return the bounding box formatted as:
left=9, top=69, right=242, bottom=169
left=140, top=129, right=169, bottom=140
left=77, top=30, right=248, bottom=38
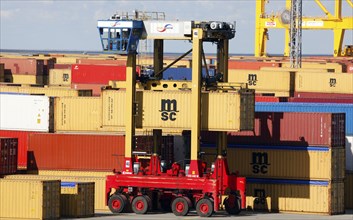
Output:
left=345, top=171, right=353, bottom=209
left=27, top=133, right=125, bottom=171
left=0, top=137, right=18, bottom=175
left=0, top=93, right=50, bottom=132
left=141, top=90, right=254, bottom=132
left=217, top=145, right=345, bottom=180
left=347, top=135, right=353, bottom=171
left=245, top=178, right=344, bottom=215
left=0, top=179, right=60, bottom=219
left=228, top=60, right=281, bottom=70
left=228, top=69, right=293, bottom=97
left=60, top=182, right=95, bottom=218
left=71, top=83, right=105, bottom=96
left=295, top=72, right=353, bottom=94
left=71, top=64, right=127, bottom=84
left=54, top=97, right=102, bottom=132
left=49, top=68, right=72, bottom=86
left=0, top=130, right=35, bottom=169
left=202, top=112, right=345, bottom=147
left=255, top=103, right=353, bottom=171
left=77, top=58, right=127, bottom=66
left=282, top=62, right=342, bottom=72
left=3, top=74, right=44, bottom=84
left=4, top=174, right=108, bottom=211
left=255, top=103, right=353, bottom=135
left=0, top=85, right=92, bottom=97
left=0, top=57, right=44, bottom=75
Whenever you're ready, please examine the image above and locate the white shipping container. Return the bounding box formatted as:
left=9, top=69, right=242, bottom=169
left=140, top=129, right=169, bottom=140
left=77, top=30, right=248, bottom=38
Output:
left=0, top=93, right=50, bottom=132
left=347, top=135, right=353, bottom=171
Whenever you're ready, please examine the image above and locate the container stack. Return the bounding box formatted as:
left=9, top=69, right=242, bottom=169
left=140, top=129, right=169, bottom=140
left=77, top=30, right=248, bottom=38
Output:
left=0, top=57, right=46, bottom=84
left=201, top=112, right=346, bottom=214
left=0, top=137, right=18, bottom=176
left=1, top=52, right=352, bottom=216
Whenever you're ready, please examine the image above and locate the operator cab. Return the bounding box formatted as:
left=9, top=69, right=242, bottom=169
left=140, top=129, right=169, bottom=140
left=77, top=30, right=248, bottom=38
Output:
left=97, top=14, right=144, bottom=54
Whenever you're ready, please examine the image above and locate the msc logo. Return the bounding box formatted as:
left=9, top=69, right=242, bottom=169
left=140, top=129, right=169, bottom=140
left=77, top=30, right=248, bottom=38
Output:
left=329, top=78, right=336, bottom=87
left=62, top=73, right=70, bottom=82
left=250, top=152, right=270, bottom=174
left=160, top=99, right=179, bottom=121
left=254, top=189, right=266, bottom=205
left=248, top=74, right=258, bottom=86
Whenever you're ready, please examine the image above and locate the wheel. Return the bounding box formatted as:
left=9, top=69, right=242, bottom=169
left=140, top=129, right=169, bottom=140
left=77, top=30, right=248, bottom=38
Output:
left=143, top=195, right=153, bottom=211
left=171, top=197, right=190, bottom=216
left=224, top=196, right=241, bottom=215
left=196, top=198, right=214, bottom=217
left=108, top=194, right=126, bottom=213
left=132, top=195, right=149, bottom=214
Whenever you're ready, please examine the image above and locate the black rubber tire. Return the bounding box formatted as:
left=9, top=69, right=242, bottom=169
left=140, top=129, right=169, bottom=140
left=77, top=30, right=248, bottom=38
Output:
left=171, top=197, right=189, bottom=216
left=196, top=198, right=214, bottom=217
left=224, top=196, right=241, bottom=215
left=108, top=194, right=126, bottom=213
left=132, top=195, right=149, bottom=214
left=143, top=195, right=153, bottom=211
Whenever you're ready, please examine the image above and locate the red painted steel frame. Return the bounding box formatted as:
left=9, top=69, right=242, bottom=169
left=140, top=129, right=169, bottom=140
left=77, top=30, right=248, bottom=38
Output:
left=105, top=157, right=246, bottom=212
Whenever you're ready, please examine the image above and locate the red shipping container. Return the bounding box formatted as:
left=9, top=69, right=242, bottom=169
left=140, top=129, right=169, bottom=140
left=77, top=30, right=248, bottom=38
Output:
left=28, top=133, right=125, bottom=171
left=71, top=83, right=106, bottom=96
left=201, top=112, right=345, bottom=147
left=0, top=130, right=35, bottom=169
left=0, top=58, right=44, bottom=75
left=77, top=58, right=127, bottom=66
left=228, top=60, right=281, bottom=70
left=54, top=64, right=72, bottom=69
left=293, top=92, right=353, bottom=99
left=0, top=137, right=18, bottom=175
left=255, top=96, right=288, bottom=102
left=71, top=64, right=127, bottom=84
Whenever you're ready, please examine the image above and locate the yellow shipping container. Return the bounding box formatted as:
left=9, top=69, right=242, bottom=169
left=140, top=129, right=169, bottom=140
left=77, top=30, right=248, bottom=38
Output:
left=345, top=171, right=353, bottom=209
left=4, top=74, right=44, bottom=85
left=33, top=170, right=112, bottom=177
left=142, top=90, right=253, bottom=131
left=54, top=97, right=102, bottom=132
left=228, top=69, right=293, bottom=97
left=102, top=90, right=143, bottom=128
left=0, top=179, right=60, bottom=219
left=222, top=146, right=345, bottom=180
left=282, top=62, right=342, bottom=73
left=55, top=57, right=77, bottom=64
left=101, top=89, right=254, bottom=132
left=60, top=182, right=95, bottom=218
left=49, top=69, right=71, bottom=86
left=0, top=85, right=91, bottom=97
left=260, top=67, right=329, bottom=73
left=295, top=72, right=353, bottom=94
left=4, top=174, right=108, bottom=211
left=246, top=179, right=344, bottom=215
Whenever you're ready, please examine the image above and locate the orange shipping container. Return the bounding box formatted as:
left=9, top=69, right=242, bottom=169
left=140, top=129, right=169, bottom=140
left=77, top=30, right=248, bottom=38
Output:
left=28, top=133, right=125, bottom=171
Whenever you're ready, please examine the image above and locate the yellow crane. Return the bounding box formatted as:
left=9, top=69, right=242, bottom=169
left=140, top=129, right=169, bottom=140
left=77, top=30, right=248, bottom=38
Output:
left=255, top=0, right=353, bottom=57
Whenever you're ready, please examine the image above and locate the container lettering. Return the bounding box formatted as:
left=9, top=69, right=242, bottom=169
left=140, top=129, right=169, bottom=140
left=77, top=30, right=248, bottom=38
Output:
left=160, top=99, right=179, bottom=121
left=248, top=74, right=258, bottom=86
left=251, top=152, right=270, bottom=174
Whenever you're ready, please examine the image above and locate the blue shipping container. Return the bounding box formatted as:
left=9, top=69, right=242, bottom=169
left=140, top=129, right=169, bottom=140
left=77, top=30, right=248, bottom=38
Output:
left=162, top=67, right=215, bottom=80
left=255, top=102, right=353, bottom=135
